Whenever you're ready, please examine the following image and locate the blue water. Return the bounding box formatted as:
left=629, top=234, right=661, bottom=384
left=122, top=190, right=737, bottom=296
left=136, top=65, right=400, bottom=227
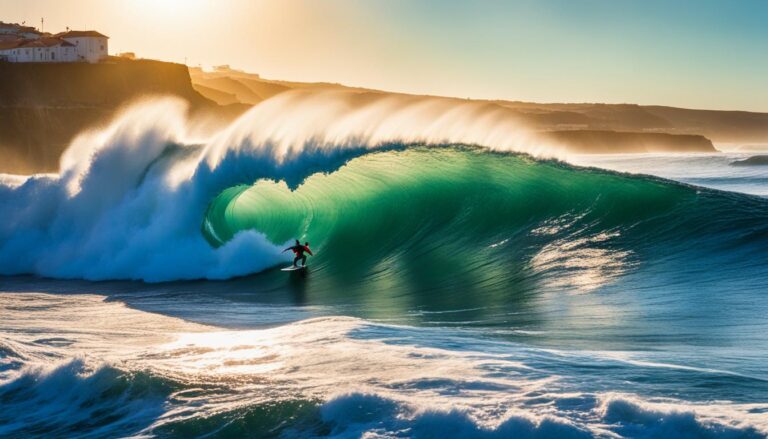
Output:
left=1, top=98, right=768, bottom=438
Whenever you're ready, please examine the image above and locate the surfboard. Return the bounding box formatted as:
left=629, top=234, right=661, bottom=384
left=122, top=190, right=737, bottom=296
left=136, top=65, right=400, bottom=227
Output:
left=281, top=265, right=306, bottom=272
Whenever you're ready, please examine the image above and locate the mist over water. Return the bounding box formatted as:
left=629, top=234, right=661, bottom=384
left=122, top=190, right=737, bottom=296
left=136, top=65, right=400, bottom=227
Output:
left=2, top=94, right=768, bottom=437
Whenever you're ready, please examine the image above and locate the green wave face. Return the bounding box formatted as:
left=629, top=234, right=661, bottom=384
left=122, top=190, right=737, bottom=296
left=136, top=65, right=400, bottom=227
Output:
left=202, top=147, right=767, bottom=322
left=204, top=146, right=691, bottom=243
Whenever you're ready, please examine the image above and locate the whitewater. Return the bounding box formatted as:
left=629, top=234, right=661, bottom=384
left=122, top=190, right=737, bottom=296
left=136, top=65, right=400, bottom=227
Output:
left=1, top=92, right=767, bottom=438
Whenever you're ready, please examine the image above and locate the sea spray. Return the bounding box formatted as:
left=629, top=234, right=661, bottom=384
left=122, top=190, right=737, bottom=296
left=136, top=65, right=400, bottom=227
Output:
left=0, top=92, right=557, bottom=282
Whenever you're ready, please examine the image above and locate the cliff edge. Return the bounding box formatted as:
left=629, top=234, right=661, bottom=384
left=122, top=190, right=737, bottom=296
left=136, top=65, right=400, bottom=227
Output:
left=0, top=59, right=239, bottom=174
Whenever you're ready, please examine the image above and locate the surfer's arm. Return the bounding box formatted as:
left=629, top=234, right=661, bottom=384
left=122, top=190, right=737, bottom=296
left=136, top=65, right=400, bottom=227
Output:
left=305, top=247, right=314, bottom=256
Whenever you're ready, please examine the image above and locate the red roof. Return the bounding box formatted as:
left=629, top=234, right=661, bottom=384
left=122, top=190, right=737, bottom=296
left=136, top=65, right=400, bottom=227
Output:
left=56, top=30, right=108, bottom=38
left=0, top=38, right=77, bottom=51
left=17, top=37, right=75, bottom=48
left=0, top=39, right=22, bottom=50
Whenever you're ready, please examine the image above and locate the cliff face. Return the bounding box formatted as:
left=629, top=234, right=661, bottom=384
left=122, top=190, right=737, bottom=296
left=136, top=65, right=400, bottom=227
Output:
left=0, top=59, right=210, bottom=107
left=0, top=60, right=221, bottom=174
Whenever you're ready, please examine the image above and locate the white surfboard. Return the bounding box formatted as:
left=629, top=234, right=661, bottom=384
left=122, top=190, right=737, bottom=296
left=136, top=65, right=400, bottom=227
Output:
left=281, top=265, right=306, bottom=272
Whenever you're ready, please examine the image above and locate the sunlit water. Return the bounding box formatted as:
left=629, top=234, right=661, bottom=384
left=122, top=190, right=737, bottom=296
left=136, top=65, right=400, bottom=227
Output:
left=1, top=289, right=767, bottom=438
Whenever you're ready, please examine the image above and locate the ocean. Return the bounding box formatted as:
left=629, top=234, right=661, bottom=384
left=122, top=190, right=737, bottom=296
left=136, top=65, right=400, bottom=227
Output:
left=1, top=96, right=767, bottom=438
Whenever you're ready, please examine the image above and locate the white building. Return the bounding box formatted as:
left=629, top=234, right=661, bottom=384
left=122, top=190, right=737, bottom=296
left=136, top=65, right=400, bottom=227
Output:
left=56, top=30, right=109, bottom=63
left=0, top=22, right=108, bottom=63
left=0, top=21, right=41, bottom=39
left=0, top=37, right=78, bottom=62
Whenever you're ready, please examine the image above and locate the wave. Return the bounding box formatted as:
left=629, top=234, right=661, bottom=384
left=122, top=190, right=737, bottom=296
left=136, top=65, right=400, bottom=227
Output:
left=0, top=94, right=552, bottom=282
left=0, top=359, right=173, bottom=438
left=730, top=155, right=768, bottom=166
left=0, top=95, right=767, bottom=289
left=317, top=391, right=765, bottom=438
left=200, top=147, right=768, bottom=310
left=1, top=348, right=763, bottom=438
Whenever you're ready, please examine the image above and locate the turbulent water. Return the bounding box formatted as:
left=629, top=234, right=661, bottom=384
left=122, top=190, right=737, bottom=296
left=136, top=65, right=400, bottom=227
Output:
left=1, top=94, right=767, bottom=438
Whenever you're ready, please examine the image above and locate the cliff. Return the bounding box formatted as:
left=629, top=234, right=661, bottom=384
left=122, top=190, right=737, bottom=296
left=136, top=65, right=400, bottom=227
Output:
left=0, top=59, right=239, bottom=174
left=0, top=59, right=211, bottom=107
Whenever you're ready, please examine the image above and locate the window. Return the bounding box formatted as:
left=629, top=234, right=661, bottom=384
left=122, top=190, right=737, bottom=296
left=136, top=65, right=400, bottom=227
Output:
left=51, top=52, right=55, bottom=60
left=100, top=45, right=104, bottom=50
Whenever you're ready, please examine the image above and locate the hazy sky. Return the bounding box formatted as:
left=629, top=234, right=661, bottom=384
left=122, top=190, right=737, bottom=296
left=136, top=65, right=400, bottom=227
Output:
left=3, top=0, right=767, bottom=111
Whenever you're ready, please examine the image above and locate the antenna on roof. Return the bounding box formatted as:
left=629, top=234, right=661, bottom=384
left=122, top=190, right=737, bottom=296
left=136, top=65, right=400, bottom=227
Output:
left=40, top=17, right=44, bottom=32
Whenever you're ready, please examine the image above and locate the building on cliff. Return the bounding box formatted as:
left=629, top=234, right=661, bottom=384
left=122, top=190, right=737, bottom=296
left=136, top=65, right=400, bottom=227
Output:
left=56, top=30, right=109, bottom=63
left=0, top=38, right=78, bottom=62
left=0, top=21, right=108, bottom=63
left=0, top=21, right=41, bottom=39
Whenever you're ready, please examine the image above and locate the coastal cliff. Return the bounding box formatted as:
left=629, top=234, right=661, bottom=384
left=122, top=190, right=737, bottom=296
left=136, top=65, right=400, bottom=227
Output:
left=0, top=60, right=242, bottom=174
left=0, top=59, right=209, bottom=106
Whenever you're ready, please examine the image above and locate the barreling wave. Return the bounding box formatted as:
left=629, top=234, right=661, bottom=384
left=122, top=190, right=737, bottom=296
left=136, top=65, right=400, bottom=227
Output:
left=0, top=93, right=767, bottom=290
left=201, top=146, right=768, bottom=308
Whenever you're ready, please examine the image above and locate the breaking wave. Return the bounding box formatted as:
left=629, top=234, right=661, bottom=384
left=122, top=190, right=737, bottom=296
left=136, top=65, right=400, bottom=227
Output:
left=1, top=94, right=766, bottom=289
left=0, top=94, right=552, bottom=282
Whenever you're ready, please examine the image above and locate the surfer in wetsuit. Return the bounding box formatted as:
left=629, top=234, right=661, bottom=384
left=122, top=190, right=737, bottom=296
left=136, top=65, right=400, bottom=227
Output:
left=283, top=240, right=313, bottom=267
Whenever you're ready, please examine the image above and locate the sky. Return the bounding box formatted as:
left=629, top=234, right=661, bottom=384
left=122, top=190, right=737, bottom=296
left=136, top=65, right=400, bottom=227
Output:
left=2, top=0, right=767, bottom=111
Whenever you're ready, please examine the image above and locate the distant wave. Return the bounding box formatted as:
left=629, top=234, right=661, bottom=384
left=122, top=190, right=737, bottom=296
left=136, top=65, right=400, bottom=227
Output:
left=730, top=155, right=768, bottom=166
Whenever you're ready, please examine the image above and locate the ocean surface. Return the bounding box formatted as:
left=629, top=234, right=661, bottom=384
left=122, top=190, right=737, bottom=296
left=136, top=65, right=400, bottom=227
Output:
left=1, top=96, right=767, bottom=438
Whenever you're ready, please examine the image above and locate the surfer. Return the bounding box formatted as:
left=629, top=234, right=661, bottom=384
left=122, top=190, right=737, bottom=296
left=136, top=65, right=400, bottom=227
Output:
left=283, top=240, right=313, bottom=267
